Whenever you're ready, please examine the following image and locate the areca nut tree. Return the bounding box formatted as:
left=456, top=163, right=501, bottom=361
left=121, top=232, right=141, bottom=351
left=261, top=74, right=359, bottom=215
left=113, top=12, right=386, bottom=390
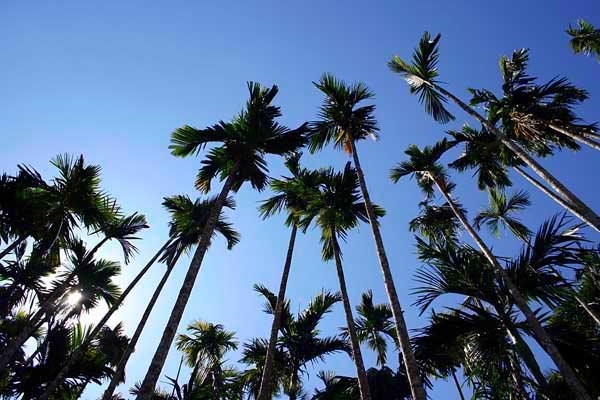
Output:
left=310, top=73, right=427, bottom=400
left=247, top=285, right=349, bottom=400
left=302, top=162, right=391, bottom=400
left=567, top=19, right=600, bottom=62
left=390, top=139, right=593, bottom=400
left=135, top=81, right=308, bottom=399
left=102, top=195, right=240, bottom=400
left=255, top=152, right=323, bottom=400
left=388, top=31, right=600, bottom=232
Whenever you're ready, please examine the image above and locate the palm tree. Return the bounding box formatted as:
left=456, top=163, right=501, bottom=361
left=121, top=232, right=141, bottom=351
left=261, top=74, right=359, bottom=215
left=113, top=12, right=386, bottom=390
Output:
left=310, top=73, right=426, bottom=400
left=14, top=322, right=118, bottom=400
left=416, top=306, right=532, bottom=399
left=412, top=312, right=467, bottom=400
left=12, top=213, right=149, bottom=399
left=391, top=140, right=592, bottom=400
left=102, top=195, right=239, bottom=400
left=0, top=154, right=124, bottom=369
left=474, top=189, right=531, bottom=242
left=245, top=286, right=348, bottom=400
left=474, top=189, right=600, bottom=327
left=0, top=242, right=58, bottom=318
left=312, top=368, right=413, bottom=400
left=468, top=48, right=600, bottom=152
left=409, top=201, right=463, bottom=246
left=447, top=124, right=600, bottom=232
left=388, top=31, right=600, bottom=232
left=255, top=152, right=323, bottom=400
left=303, top=163, right=389, bottom=400
left=136, top=82, right=307, bottom=399
left=343, top=290, right=396, bottom=368
left=567, top=19, right=600, bottom=62
left=0, top=219, right=141, bottom=371
left=76, top=323, right=130, bottom=397
left=175, top=320, right=238, bottom=399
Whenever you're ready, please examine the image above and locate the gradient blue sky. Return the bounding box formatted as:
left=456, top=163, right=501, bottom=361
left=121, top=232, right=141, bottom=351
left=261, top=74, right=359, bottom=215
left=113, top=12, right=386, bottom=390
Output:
left=2, top=1, right=599, bottom=399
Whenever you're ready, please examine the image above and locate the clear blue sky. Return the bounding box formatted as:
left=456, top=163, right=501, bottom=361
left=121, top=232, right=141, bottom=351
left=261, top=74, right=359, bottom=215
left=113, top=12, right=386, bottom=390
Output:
left=2, top=1, right=599, bottom=398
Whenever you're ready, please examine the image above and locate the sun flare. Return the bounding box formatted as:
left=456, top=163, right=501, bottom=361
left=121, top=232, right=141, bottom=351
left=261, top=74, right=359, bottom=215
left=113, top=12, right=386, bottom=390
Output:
left=66, top=291, right=82, bottom=306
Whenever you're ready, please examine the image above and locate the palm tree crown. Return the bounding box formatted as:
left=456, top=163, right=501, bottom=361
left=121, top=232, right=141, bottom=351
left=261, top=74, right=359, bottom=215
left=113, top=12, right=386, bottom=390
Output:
left=567, top=19, right=600, bottom=61
left=309, top=73, right=379, bottom=154
left=169, top=82, right=308, bottom=193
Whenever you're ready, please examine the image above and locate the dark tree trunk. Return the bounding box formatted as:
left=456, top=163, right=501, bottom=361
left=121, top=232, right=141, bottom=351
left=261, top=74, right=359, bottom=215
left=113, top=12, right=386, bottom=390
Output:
left=349, top=140, right=427, bottom=400
left=257, top=224, right=298, bottom=400
left=0, top=235, right=26, bottom=260
left=135, top=165, right=239, bottom=400
left=433, top=175, right=592, bottom=400
left=331, top=233, right=371, bottom=400
left=451, top=369, right=465, bottom=400
left=102, top=250, right=184, bottom=400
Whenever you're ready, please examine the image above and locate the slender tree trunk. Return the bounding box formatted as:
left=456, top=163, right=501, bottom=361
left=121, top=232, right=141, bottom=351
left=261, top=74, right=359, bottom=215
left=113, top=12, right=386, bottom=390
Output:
left=433, top=84, right=600, bottom=231
left=135, top=165, right=239, bottom=400
left=331, top=233, right=371, bottom=400
left=549, top=124, right=600, bottom=152
left=102, top=250, right=184, bottom=400
left=450, top=369, right=466, bottom=400
left=257, top=224, right=298, bottom=400
left=186, top=360, right=202, bottom=400
left=513, top=166, right=600, bottom=232
left=37, top=240, right=173, bottom=400
left=432, top=175, right=592, bottom=400
left=349, top=141, right=426, bottom=400
left=0, top=235, right=26, bottom=260
left=171, top=356, right=185, bottom=398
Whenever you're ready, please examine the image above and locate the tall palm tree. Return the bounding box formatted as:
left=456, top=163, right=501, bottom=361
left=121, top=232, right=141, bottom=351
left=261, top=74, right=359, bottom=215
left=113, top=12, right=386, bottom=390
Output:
left=343, top=290, right=396, bottom=368
left=244, top=286, right=348, bottom=400
left=255, top=152, right=323, bottom=400
left=388, top=32, right=600, bottom=232
left=567, top=19, right=600, bottom=62
left=303, top=163, right=389, bottom=400
left=102, top=195, right=239, bottom=400
left=310, top=74, right=426, bottom=400
left=468, top=48, right=600, bottom=152
left=136, top=82, right=307, bottom=399
left=391, top=140, right=592, bottom=400
left=175, top=320, right=238, bottom=399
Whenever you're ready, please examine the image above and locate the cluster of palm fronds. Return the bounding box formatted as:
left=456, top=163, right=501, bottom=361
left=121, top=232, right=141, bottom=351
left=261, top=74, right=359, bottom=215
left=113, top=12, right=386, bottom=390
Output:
left=1, top=21, right=599, bottom=400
